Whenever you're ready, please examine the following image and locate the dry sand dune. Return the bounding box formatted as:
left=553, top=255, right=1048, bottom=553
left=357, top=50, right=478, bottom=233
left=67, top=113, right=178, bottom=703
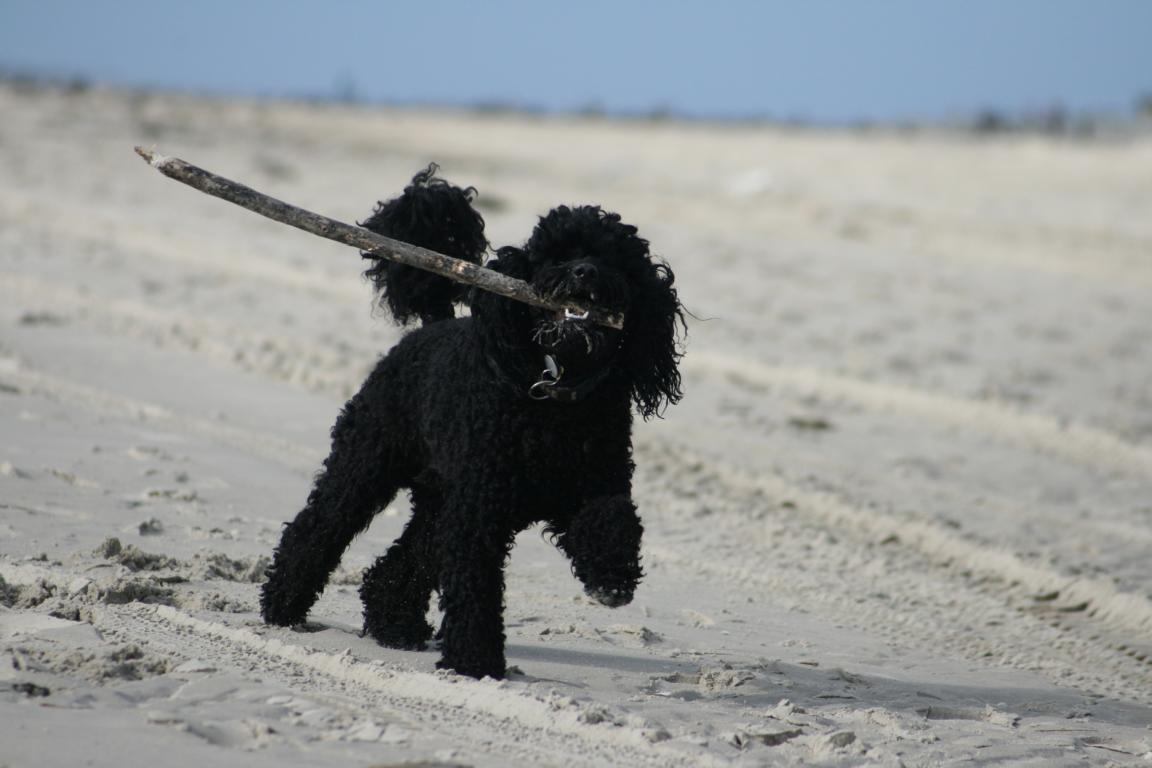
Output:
left=2, top=83, right=1152, bottom=766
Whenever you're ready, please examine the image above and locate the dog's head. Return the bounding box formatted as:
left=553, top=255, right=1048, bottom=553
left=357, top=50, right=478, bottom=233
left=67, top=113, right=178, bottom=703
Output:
left=472, top=205, right=683, bottom=418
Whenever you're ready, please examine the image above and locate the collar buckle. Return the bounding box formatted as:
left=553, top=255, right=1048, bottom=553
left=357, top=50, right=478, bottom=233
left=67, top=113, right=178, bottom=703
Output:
left=528, top=353, right=611, bottom=403
left=529, top=354, right=564, bottom=400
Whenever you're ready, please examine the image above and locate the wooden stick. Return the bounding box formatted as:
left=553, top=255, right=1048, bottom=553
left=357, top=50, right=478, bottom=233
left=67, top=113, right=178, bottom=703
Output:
left=133, top=147, right=624, bottom=330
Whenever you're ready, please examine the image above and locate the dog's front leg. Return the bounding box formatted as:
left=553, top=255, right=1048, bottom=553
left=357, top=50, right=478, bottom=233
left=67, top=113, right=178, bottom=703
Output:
left=555, top=494, right=644, bottom=608
left=434, top=501, right=514, bottom=679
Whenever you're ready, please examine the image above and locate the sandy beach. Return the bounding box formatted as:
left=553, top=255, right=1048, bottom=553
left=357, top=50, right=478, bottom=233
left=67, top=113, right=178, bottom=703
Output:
left=2, top=82, right=1151, bottom=766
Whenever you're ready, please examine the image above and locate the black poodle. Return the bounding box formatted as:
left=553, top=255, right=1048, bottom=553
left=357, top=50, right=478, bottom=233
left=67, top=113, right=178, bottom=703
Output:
left=260, top=166, right=684, bottom=679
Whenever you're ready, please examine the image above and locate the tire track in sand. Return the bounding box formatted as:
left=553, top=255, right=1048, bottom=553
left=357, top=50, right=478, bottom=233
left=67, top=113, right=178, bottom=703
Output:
left=677, top=352, right=1152, bottom=657
left=636, top=434, right=1152, bottom=705
left=0, top=362, right=322, bottom=470
left=1, top=275, right=375, bottom=398
left=688, top=351, right=1152, bottom=478
left=0, top=190, right=363, bottom=302
left=92, top=602, right=722, bottom=768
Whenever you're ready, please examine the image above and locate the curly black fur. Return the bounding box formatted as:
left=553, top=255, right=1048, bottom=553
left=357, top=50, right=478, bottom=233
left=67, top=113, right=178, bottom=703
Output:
left=360, top=164, right=488, bottom=325
left=261, top=169, right=684, bottom=679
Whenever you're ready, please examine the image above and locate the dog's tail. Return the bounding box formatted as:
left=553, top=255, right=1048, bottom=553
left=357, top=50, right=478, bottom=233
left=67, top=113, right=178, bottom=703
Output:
left=360, top=164, right=488, bottom=325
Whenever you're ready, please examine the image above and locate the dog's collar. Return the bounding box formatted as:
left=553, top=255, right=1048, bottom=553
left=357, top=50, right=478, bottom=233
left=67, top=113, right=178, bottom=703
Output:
left=529, top=354, right=611, bottom=403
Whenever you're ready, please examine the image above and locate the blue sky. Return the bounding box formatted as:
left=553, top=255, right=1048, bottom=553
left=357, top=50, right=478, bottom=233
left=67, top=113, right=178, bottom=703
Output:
left=1, top=1, right=1150, bottom=123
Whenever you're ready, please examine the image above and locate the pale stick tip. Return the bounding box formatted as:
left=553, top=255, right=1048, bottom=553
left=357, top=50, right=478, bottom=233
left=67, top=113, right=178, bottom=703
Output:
left=133, top=145, right=168, bottom=167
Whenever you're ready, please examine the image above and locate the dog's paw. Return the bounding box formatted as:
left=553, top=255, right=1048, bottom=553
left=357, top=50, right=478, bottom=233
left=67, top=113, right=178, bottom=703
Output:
left=586, top=585, right=634, bottom=608
left=289, top=621, right=328, bottom=634
left=436, top=657, right=505, bottom=680
left=260, top=602, right=309, bottom=628
left=259, top=578, right=314, bottom=627
left=364, top=619, right=433, bottom=651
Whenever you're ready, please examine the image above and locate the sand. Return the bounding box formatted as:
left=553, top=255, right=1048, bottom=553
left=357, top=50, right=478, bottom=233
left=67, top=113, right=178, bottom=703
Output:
left=2, top=82, right=1151, bottom=766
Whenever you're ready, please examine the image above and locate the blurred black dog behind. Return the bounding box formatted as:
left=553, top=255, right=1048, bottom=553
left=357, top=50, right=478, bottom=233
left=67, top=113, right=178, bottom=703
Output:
left=260, top=166, right=684, bottom=679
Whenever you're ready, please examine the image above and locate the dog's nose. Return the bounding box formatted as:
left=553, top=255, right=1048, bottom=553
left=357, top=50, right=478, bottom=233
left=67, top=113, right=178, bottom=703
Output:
left=571, top=262, right=599, bottom=282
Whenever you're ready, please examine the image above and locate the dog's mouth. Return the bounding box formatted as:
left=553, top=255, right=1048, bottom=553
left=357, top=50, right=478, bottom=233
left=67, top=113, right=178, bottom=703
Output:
left=556, top=306, right=590, bottom=322
left=546, top=281, right=623, bottom=318
left=545, top=283, right=603, bottom=322
left=532, top=291, right=621, bottom=359
left=528, top=265, right=628, bottom=364
left=533, top=305, right=597, bottom=351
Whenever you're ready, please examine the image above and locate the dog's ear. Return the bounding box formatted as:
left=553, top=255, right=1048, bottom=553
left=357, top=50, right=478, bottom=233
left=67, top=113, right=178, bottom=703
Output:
left=620, top=260, right=685, bottom=419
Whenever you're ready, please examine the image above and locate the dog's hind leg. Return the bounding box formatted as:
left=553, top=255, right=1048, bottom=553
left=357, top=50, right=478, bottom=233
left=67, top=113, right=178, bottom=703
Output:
left=261, top=397, right=404, bottom=627
left=360, top=484, right=440, bottom=650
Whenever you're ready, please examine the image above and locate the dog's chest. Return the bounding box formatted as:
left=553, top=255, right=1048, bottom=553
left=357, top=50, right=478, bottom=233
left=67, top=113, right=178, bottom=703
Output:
left=517, top=412, right=599, bottom=470
left=512, top=406, right=621, bottom=495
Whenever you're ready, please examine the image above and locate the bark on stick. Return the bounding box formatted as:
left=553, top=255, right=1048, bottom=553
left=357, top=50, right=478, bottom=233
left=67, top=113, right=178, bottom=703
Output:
left=133, top=147, right=623, bottom=329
